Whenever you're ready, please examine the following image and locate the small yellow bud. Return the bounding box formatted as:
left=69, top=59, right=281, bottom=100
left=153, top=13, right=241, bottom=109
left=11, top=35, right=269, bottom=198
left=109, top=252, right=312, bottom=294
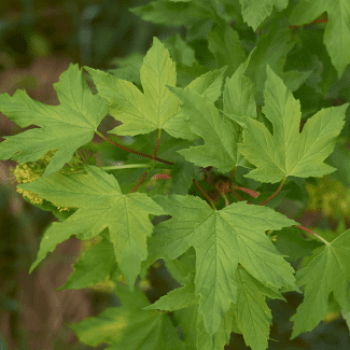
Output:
left=88, top=275, right=116, bottom=293
left=139, top=279, right=151, bottom=291
left=117, top=274, right=127, bottom=284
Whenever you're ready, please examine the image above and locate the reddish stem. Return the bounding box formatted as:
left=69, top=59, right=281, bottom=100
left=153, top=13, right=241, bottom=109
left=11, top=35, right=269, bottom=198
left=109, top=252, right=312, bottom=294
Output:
left=129, top=171, right=149, bottom=194
left=233, top=185, right=260, bottom=198
left=312, top=18, right=328, bottom=24
left=289, top=17, right=328, bottom=29
left=96, top=131, right=173, bottom=165
left=152, top=137, right=161, bottom=162
left=193, top=179, right=216, bottom=209
left=229, top=167, right=236, bottom=192
left=295, top=225, right=330, bottom=246
left=260, top=178, right=286, bottom=206
left=215, top=184, right=231, bottom=207
left=152, top=173, right=171, bottom=180
left=129, top=129, right=163, bottom=194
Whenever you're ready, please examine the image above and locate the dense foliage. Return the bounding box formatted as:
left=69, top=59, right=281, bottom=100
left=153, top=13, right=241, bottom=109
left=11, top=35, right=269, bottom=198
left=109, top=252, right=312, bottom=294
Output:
left=1, top=0, right=350, bottom=349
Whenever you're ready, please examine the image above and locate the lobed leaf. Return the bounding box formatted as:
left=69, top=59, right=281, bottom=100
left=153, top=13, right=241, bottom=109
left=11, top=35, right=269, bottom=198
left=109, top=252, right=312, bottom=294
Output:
left=291, top=229, right=350, bottom=338
left=239, top=0, right=289, bottom=30
left=0, top=64, right=108, bottom=177
left=239, top=66, right=349, bottom=183
left=18, top=165, right=167, bottom=290
left=147, top=194, right=299, bottom=336
left=70, top=282, right=185, bottom=349
left=56, top=237, right=117, bottom=291
left=86, top=37, right=226, bottom=140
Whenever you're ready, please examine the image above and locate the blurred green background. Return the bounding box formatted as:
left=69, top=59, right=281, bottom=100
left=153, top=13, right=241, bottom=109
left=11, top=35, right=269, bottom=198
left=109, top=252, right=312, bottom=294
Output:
left=0, top=0, right=350, bottom=349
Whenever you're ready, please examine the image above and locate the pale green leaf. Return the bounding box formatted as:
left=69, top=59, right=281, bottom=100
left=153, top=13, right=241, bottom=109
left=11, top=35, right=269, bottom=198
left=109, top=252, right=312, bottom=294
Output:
left=185, top=66, right=227, bottom=104
left=196, top=305, right=235, bottom=350
left=87, top=37, right=179, bottom=136
left=18, top=165, right=167, bottom=290
left=165, top=67, right=227, bottom=139
left=145, top=269, right=236, bottom=349
left=0, top=64, right=108, bottom=178
left=86, top=37, right=226, bottom=141
left=223, top=51, right=256, bottom=127
left=239, top=66, right=348, bottom=183
left=239, top=0, right=289, bottom=31
left=70, top=306, right=184, bottom=350
left=235, top=268, right=285, bottom=350
left=56, top=237, right=116, bottom=291
left=167, top=86, right=240, bottom=172
left=148, top=194, right=298, bottom=335
left=109, top=53, right=143, bottom=85
left=144, top=271, right=197, bottom=311
left=291, top=229, right=350, bottom=338
left=221, top=52, right=256, bottom=167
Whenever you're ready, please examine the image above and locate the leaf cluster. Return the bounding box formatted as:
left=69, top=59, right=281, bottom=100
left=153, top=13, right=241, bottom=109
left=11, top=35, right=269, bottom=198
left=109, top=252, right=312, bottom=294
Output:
left=1, top=1, right=350, bottom=349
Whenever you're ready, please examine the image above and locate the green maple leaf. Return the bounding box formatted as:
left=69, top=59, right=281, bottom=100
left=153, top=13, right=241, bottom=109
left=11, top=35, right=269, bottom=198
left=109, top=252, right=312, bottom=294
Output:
left=239, top=65, right=349, bottom=183
left=56, top=236, right=117, bottom=291
left=147, top=194, right=299, bottom=336
left=144, top=271, right=197, bottom=312
left=71, top=283, right=185, bottom=350
left=223, top=51, right=256, bottom=127
left=163, top=33, right=196, bottom=67
left=167, top=86, right=240, bottom=173
left=85, top=36, right=226, bottom=140
left=244, top=18, right=310, bottom=106
left=146, top=271, right=236, bottom=350
left=239, top=0, right=289, bottom=31
left=18, top=165, right=167, bottom=289
left=145, top=224, right=289, bottom=350
left=109, top=53, right=143, bottom=85
left=195, top=305, right=236, bottom=350
left=165, top=51, right=258, bottom=173
left=174, top=305, right=198, bottom=350
left=289, top=0, right=350, bottom=78
left=208, top=16, right=246, bottom=77
left=71, top=307, right=185, bottom=350
left=173, top=303, right=238, bottom=350
left=162, top=247, right=196, bottom=284
left=222, top=51, right=257, bottom=168
left=0, top=64, right=108, bottom=178
left=235, top=267, right=285, bottom=350
left=130, top=0, right=214, bottom=27
left=145, top=239, right=287, bottom=350
left=291, top=229, right=350, bottom=338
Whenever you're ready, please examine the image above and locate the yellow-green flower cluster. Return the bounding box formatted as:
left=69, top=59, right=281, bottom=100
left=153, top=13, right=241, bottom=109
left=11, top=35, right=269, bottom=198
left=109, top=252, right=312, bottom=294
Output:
left=10, top=147, right=95, bottom=210
left=9, top=149, right=58, bottom=206
left=59, top=148, right=90, bottom=175
left=306, top=175, right=350, bottom=219
left=88, top=275, right=116, bottom=293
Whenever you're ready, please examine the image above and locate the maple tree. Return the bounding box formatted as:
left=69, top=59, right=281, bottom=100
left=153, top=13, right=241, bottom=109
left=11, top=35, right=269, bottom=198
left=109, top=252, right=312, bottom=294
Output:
left=1, top=0, right=350, bottom=349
